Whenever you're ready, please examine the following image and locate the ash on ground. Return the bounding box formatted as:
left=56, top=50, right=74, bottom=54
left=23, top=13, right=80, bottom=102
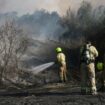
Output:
left=0, top=81, right=105, bottom=105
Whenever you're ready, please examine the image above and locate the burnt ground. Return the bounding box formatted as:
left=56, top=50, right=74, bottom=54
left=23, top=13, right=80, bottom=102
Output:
left=0, top=82, right=105, bottom=105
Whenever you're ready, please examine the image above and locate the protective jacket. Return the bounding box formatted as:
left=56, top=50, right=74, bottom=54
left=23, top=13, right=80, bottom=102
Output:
left=57, top=52, right=66, bottom=65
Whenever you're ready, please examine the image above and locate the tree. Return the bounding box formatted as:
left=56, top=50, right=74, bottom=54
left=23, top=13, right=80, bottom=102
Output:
left=0, top=22, right=28, bottom=84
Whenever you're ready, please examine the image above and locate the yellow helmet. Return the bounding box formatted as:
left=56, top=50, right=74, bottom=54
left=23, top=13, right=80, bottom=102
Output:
left=56, top=47, right=62, bottom=53
left=97, top=62, right=104, bottom=71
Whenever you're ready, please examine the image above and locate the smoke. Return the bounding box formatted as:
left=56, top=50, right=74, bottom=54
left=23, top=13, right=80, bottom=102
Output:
left=0, top=0, right=71, bottom=16
left=0, top=0, right=105, bottom=16
left=0, top=1, right=105, bottom=43
left=59, top=1, right=105, bottom=49
left=0, top=0, right=7, bottom=11
left=0, top=1, right=105, bottom=42
left=16, top=10, right=64, bottom=40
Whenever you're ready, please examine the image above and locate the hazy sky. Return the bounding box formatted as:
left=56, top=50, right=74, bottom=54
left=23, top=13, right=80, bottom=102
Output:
left=0, top=0, right=105, bottom=15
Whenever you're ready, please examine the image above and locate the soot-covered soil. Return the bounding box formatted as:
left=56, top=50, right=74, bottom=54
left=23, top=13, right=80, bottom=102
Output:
left=0, top=82, right=105, bottom=105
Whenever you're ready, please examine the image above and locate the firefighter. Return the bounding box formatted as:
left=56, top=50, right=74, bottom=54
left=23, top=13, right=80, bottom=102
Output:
left=56, top=47, right=67, bottom=82
left=80, top=41, right=98, bottom=95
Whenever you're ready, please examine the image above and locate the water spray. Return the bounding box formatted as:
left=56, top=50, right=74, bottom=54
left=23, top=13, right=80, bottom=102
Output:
left=29, top=62, right=54, bottom=74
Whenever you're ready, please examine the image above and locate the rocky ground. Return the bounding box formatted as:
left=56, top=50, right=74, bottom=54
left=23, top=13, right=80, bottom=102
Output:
left=0, top=82, right=105, bottom=105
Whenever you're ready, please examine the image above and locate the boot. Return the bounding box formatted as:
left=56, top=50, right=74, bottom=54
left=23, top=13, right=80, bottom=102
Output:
left=91, top=89, right=98, bottom=95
